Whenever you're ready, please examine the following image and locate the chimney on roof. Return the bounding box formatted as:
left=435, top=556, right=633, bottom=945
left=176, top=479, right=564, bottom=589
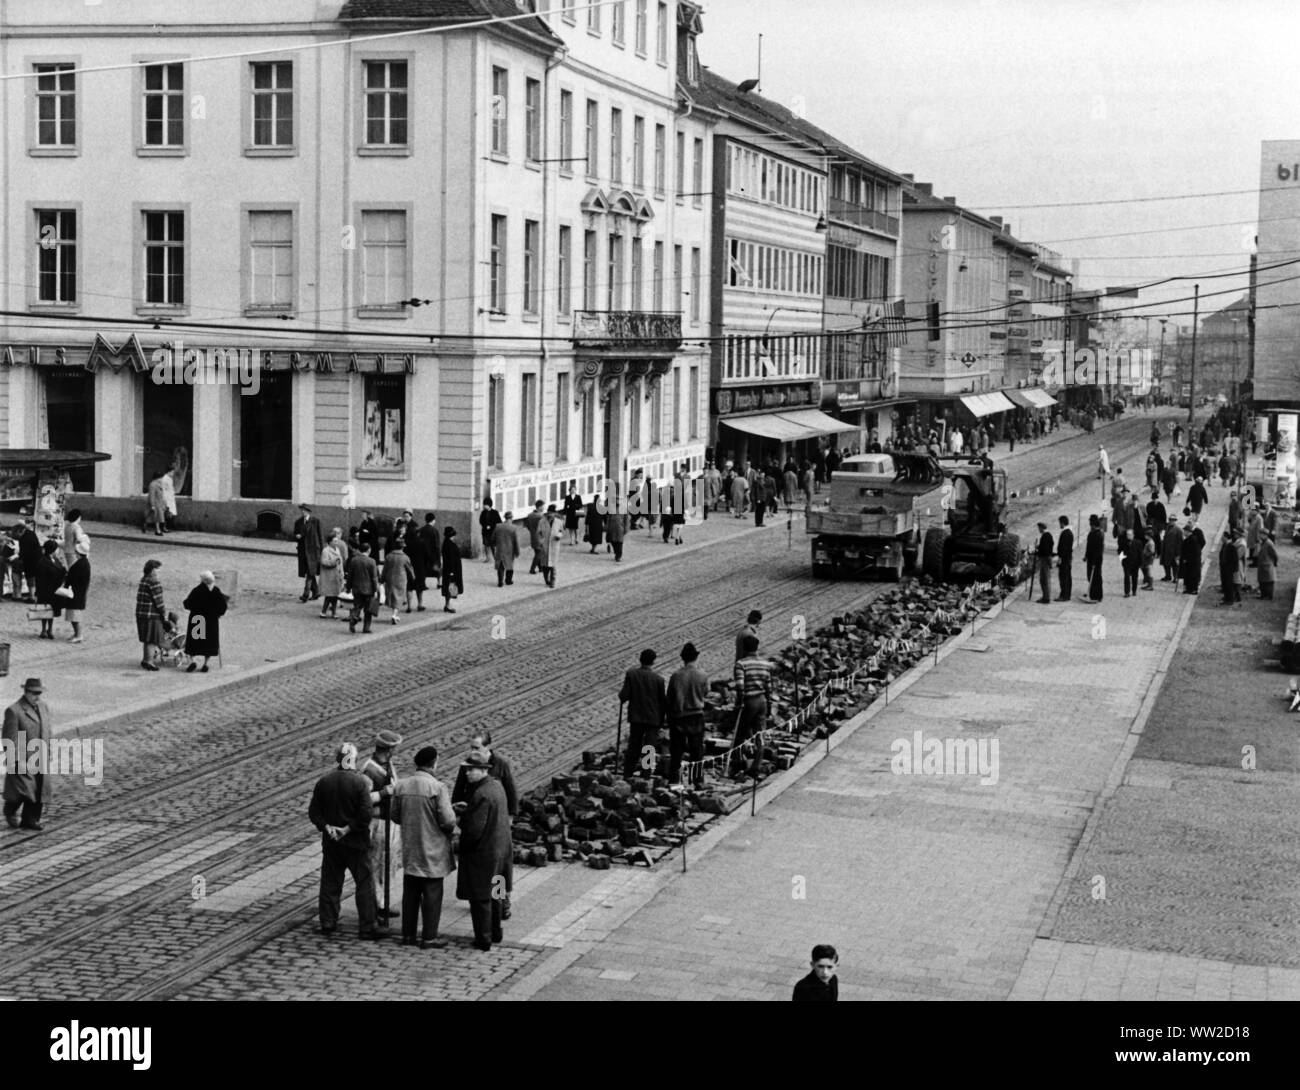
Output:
left=915, top=182, right=932, bottom=197
left=942, top=196, right=956, bottom=205
left=902, top=173, right=914, bottom=182
left=1001, top=223, right=1010, bottom=235
left=989, top=216, right=1002, bottom=228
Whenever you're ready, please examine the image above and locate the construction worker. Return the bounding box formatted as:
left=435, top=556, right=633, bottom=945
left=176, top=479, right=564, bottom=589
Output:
left=361, top=730, right=403, bottom=925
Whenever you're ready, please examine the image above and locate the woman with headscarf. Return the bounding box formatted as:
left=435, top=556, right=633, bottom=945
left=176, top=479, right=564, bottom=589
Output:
left=182, top=571, right=228, bottom=672
left=381, top=538, right=415, bottom=625
left=34, top=539, right=65, bottom=640
left=136, top=558, right=167, bottom=669
left=318, top=528, right=348, bottom=619
left=440, top=526, right=463, bottom=613
left=584, top=495, right=605, bottom=554
left=1179, top=520, right=1206, bottom=595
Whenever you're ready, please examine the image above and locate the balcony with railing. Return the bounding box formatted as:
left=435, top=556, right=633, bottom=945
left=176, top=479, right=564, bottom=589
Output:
left=828, top=198, right=900, bottom=237
left=573, top=310, right=682, bottom=355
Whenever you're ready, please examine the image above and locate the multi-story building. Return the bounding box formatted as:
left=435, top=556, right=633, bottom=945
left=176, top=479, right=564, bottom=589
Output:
left=1199, top=295, right=1251, bottom=403
left=0, top=0, right=713, bottom=540
left=1255, top=140, right=1300, bottom=408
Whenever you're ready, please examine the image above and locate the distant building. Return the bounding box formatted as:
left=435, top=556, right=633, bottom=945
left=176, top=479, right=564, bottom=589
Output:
left=1253, top=139, right=1300, bottom=407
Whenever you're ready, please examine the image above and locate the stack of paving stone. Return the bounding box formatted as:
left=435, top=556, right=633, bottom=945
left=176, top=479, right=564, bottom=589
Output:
left=511, top=577, right=1004, bottom=869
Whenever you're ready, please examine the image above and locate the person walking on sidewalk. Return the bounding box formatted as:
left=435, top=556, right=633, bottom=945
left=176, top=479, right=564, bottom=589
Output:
left=391, top=745, right=457, bottom=950
left=1035, top=522, right=1054, bottom=604
left=308, top=742, right=380, bottom=940
left=536, top=505, right=561, bottom=588
left=1246, top=505, right=1264, bottom=567
left=606, top=501, right=628, bottom=563
left=1160, top=519, right=1183, bottom=582
left=294, top=503, right=324, bottom=602
left=182, top=571, right=226, bottom=673
left=491, top=512, right=520, bottom=587
left=346, top=542, right=380, bottom=634
left=1140, top=530, right=1157, bottom=590
left=752, top=473, right=767, bottom=527
left=792, top=944, right=839, bottom=1002
left=3, top=678, right=52, bottom=831
left=1097, top=444, right=1111, bottom=499
left=1084, top=515, right=1105, bottom=603
left=1146, top=490, right=1168, bottom=557
left=135, top=558, right=168, bottom=670
left=584, top=495, right=605, bottom=554
left=440, top=527, right=464, bottom=613
left=1120, top=532, right=1142, bottom=598
left=1056, top=516, right=1074, bottom=602
left=1257, top=531, right=1279, bottom=600
left=455, top=752, right=513, bottom=952
left=477, top=500, right=500, bottom=565
left=61, top=538, right=90, bottom=644
left=146, top=471, right=168, bottom=536
left=667, top=642, right=709, bottom=787
left=405, top=520, right=430, bottom=613
left=381, top=540, right=415, bottom=625
left=1180, top=520, right=1206, bottom=595
left=619, top=649, right=667, bottom=780
left=361, top=730, right=403, bottom=924
left=523, top=500, right=545, bottom=575
left=319, top=530, right=347, bottom=618
left=1186, top=476, right=1208, bottom=517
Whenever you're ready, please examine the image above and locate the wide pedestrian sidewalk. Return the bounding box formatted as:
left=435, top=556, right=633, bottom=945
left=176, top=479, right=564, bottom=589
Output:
left=1, top=505, right=775, bottom=734
left=489, top=475, right=1300, bottom=1001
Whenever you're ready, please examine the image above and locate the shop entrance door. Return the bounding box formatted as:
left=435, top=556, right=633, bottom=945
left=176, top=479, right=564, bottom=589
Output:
left=142, top=380, right=193, bottom=494
left=239, top=370, right=292, bottom=499
left=43, top=370, right=96, bottom=491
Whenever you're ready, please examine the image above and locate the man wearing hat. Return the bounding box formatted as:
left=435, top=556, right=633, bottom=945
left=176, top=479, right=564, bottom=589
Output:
left=294, top=503, right=324, bottom=602
left=362, top=730, right=404, bottom=922
left=1257, top=529, right=1279, bottom=600
left=618, top=649, right=667, bottom=779
left=455, top=751, right=512, bottom=951
left=3, top=678, right=52, bottom=831
left=667, top=643, right=709, bottom=786
left=391, top=746, right=457, bottom=949
left=308, top=743, right=381, bottom=938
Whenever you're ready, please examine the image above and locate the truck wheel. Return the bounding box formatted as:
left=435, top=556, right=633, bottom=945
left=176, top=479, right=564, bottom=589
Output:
left=813, top=563, right=833, bottom=580
left=922, top=527, right=945, bottom=581
left=995, top=533, right=1021, bottom=573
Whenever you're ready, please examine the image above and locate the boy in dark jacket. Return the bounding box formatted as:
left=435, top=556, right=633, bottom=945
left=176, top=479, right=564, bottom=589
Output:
left=792, top=944, right=839, bottom=1002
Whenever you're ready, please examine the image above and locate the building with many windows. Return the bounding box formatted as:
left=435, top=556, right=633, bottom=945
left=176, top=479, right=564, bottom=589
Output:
left=0, top=0, right=712, bottom=540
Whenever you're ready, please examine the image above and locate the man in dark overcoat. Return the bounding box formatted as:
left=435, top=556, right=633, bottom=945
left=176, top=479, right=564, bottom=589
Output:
left=455, top=752, right=512, bottom=951
left=16, top=519, right=41, bottom=602
left=308, top=742, right=381, bottom=939
left=3, top=678, right=52, bottom=830
left=294, top=503, right=324, bottom=601
left=345, top=543, right=380, bottom=634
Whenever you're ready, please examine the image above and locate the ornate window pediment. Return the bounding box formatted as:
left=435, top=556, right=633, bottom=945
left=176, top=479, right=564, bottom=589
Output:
left=634, top=197, right=654, bottom=223
left=610, top=189, right=637, bottom=217
left=580, top=188, right=611, bottom=214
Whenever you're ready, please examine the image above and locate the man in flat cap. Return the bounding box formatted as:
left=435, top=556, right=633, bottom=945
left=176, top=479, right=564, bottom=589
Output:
left=668, top=643, right=709, bottom=787
left=361, top=730, right=403, bottom=924
left=308, top=742, right=381, bottom=939
left=618, top=649, right=666, bottom=779
left=455, top=751, right=512, bottom=951
left=3, top=678, right=52, bottom=831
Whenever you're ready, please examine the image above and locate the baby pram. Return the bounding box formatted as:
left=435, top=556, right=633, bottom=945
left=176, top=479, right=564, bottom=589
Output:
left=158, top=612, right=192, bottom=669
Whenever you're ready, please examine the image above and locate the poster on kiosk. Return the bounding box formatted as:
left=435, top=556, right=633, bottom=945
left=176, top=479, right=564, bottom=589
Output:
left=1275, top=414, right=1297, bottom=509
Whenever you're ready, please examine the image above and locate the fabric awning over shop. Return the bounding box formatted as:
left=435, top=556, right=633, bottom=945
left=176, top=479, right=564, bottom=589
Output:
left=1023, top=388, right=1059, bottom=409
left=1003, top=389, right=1037, bottom=409
left=959, top=392, right=1015, bottom=418
left=724, top=409, right=857, bottom=441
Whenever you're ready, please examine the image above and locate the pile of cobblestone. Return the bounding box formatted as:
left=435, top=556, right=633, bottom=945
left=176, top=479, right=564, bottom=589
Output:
left=510, top=576, right=1006, bottom=870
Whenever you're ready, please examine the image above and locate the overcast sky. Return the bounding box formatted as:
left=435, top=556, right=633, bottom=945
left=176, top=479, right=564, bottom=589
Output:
left=696, top=0, right=1298, bottom=326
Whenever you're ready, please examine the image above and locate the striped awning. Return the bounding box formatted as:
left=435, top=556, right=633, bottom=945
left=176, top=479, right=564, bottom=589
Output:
left=1023, top=388, right=1059, bottom=409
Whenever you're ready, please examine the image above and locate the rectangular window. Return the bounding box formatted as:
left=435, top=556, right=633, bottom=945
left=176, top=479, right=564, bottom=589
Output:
left=653, top=123, right=666, bottom=194
left=248, top=210, right=294, bottom=310
left=143, top=211, right=185, bottom=305
left=251, top=61, right=293, bottom=146
left=632, top=115, right=645, bottom=188
left=653, top=241, right=664, bottom=310
left=690, top=247, right=701, bottom=323
left=557, top=225, right=572, bottom=317
left=555, top=373, right=570, bottom=462
left=657, top=2, right=668, bottom=63
left=360, top=210, right=407, bottom=309
left=675, top=130, right=685, bottom=198
left=585, top=98, right=599, bottom=178
left=488, top=375, right=505, bottom=467
left=583, top=229, right=598, bottom=309
left=489, top=214, right=507, bottom=312
left=609, top=108, right=622, bottom=183
left=629, top=390, right=641, bottom=450
left=588, top=0, right=601, bottom=32
left=362, top=373, right=405, bottom=468
left=688, top=365, right=699, bottom=438
left=630, top=237, right=644, bottom=308
left=523, top=218, right=540, bottom=314
left=650, top=380, right=662, bottom=447
left=35, top=209, right=76, bottom=304
left=607, top=233, right=624, bottom=311
left=581, top=388, right=595, bottom=457
left=671, top=368, right=681, bottom=443
left=692, top=137, right=704, bottom=205
left=559, top=89, right=573, bottom=168
left=612, top=2, right=625, bottom=45
left=524, top=77, right=541, bottom=161
left=635, top=0, right=648, bottom=53
left=142, top=63, right=184, bottom=147
left=364, top=60, right=408, bottom=146
left=521, top=373, right=538, bottom=465
left=562, top=0, right=576, bottom=24
left=491, top=66, right=508, bottom=155
left=673, top=244, right=683, bottom=314
left=34, top=64, right=76, bottom=147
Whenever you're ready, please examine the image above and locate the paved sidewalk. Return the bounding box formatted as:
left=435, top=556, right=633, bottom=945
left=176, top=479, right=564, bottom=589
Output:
left=485, top=461, right=1300, bottom=1001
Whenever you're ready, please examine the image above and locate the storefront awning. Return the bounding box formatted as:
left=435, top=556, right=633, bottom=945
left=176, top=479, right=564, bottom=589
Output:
left=724, top=409, right=857, bottom=441
left=1003, top=389, right=1037, bottom=409
left=959, top=392, right=1015, bottom=418
left=1023, top=388, right=1058, bottom=410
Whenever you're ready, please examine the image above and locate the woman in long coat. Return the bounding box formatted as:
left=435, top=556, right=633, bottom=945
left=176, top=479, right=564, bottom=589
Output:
left=1246, top=506, right=1264, bottom=565
left=562, top=487, right=583, bottom=546
left=1179, top=522, right=1205, bottom=594
left=1257, top=531, right=1278, bottom=599
left=405, top=527, right=429, bottom=611
left=536, top=510, right=561, bottom=587
left=381, top=543, right=415, bottom=624
left=63, top=539, right=91, bottom=644
left=318, top=530, right=348, bottom=618
left=440, top=526, right=464, bottom=613
left=584, top=497, right=605, bottom=553
left=34, top=539, right=65, bottom=640
left=729, top=472, right=748, bottom=517
left=136, top=558, right=167, bottom=669
left=1186, top=477, right=1208, bottom=516
left=182, top=571, right=227, bottom=672
left=1160, top=521, right=1183, bottom=583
